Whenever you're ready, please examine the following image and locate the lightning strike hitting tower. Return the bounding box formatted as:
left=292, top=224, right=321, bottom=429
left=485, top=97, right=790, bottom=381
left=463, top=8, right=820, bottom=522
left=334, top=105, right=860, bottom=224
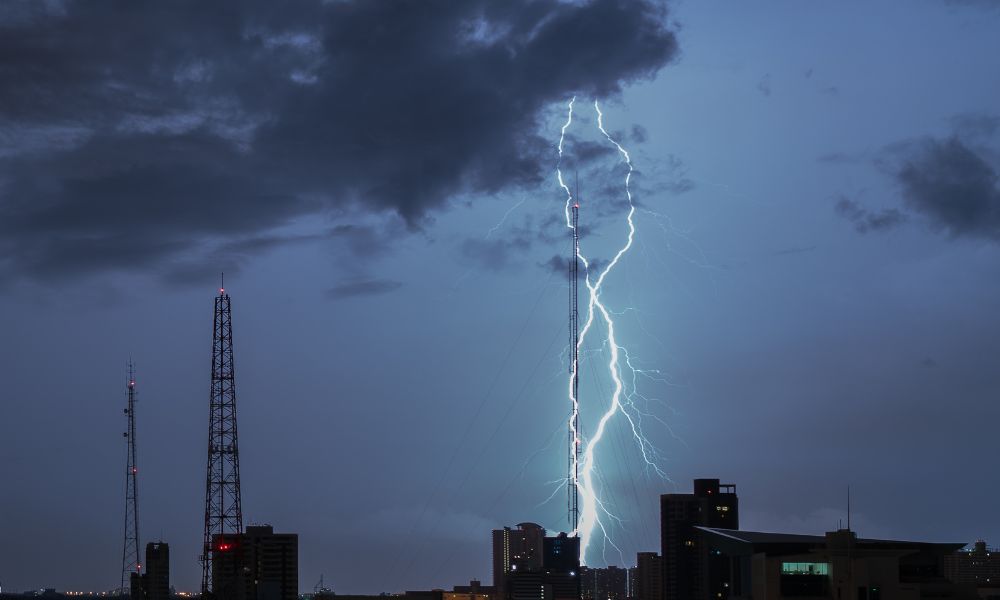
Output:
left=568, top=199, right=580, bottom=534
left=121, top=361, right=141, bottom=594
left=201, top=278, right=244, bottom=596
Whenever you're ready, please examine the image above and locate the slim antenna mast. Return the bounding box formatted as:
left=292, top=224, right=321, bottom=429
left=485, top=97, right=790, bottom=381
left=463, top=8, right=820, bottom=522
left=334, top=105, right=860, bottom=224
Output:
left=847, top=485, right=851, bottom=531
left=568, top=179, right=580, bottom=534
left=120, top=361, right=141, bottom=593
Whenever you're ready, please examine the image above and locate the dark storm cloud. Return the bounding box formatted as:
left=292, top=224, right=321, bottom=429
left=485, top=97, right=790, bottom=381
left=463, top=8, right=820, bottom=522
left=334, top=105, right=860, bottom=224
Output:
left=0, top=0, right=679, bottom=282
left=834, top=196, right=907, bottom=234
left=458, top=218, right=536, bottom=271
left=571, top=139, right=619, bottom=164
left=629, top=124, right=649, bottom=144
left=891, top=137, right=1000, bottom=240
left=326, top=279, right=403, bottom=299
left=949, top=113, right=1000, bottom=140
left=540, top=254, right=567, bottom=274
left=159, top=231, right=327, bottom=286
left=328, top=224, right=399, bottom=259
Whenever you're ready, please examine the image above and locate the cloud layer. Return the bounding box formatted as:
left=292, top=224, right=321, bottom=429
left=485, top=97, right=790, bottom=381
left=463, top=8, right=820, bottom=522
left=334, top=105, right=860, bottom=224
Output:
left=0, top=0, right=679, bottom=283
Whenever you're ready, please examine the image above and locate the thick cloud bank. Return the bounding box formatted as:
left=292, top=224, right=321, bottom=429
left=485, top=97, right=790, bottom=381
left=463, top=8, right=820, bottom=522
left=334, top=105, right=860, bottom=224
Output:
left=0, top=0, right=678, bottom=282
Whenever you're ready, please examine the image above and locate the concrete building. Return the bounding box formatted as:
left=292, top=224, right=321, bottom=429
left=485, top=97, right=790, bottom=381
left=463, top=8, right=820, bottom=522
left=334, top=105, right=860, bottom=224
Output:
left=212, top=525, right=297, bottom=600
left=494, top=524, right=546, bottom=577
left=696, top=526, right=976, bottom=600
left=580, top=566, right=628, bottom=600
left=661, top=478, right=739, bottom=600
left=633, top=553, right=661, bottom=600
left=493, top=524, right=580, bottom=600
left=493, top=523, right=546, bottom=600
left=129, top=542, right=169, bottom=600
left=944, top=541, right=1000, bottom=598
left=446, top=580, right=495, bottom=600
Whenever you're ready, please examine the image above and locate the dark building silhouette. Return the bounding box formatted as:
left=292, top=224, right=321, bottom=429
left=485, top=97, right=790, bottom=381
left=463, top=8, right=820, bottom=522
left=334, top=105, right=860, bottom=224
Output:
left=580, top=566, right=627, bottom=600
left=493, top=523, right=546, bottom=600
left=697, top=526, right=976, bottom=599
left=212, top=525, right=297, bottom=600
left=129, top=542, right=169, bottom=600
left=449, top=580, right=494, bottom=600
left=661, top=478, right=738, bottom=600
left=944, top=540, right=1000, bottom=598
left=633, top=553, right=661, bottom=600
left=493, top=524, right=580, bottom=600
left=447, top=580, right=495, bottom=600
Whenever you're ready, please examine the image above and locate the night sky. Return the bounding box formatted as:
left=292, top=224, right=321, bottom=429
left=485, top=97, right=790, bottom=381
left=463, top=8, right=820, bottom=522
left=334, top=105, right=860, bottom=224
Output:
left=3, top=0, right=1000, bottom=595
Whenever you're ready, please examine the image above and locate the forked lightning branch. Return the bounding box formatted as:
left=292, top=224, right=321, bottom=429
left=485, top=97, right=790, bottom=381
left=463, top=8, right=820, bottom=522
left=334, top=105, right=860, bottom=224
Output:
left=557, top=98, right=667, bottom=565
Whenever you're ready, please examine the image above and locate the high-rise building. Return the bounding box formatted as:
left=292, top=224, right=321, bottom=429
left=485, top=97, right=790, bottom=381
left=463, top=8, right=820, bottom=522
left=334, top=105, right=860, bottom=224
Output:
left=580, top=566, right=628, bottom=600
left=660, top=478, right=738, bottom=600
left=633, top=553, right=661, bottom=600
left=493, top=523, right=546, bottom=600
left=212, top=525, right=297, bottom=600
left=130, top=542, right=169, bottom=600
left=492, top=524, right=580, bottom=600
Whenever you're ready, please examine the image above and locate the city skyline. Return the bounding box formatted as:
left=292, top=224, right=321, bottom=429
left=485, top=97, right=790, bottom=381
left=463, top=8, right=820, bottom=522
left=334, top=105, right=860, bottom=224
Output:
left=3, top=0, right=1000, bottom=596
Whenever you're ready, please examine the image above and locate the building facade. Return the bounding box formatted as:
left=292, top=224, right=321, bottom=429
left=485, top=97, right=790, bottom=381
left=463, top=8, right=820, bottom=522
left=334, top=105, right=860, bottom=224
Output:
left=633, top=553, right=661, bottom=600
left=944, top=540, right=1000, bottom=598
left=697, top=526, right=975, bottom=600
left=661, top=478, right=739, bottom=600
left=580, top=566, right=628, bottom=600
left=493, top=524, right=580, bottom=600
left=212, top=525, right=297, bottom=600
left=493, top=523, right=546, bottom=600
left=130, top=542, right=169, bottom=600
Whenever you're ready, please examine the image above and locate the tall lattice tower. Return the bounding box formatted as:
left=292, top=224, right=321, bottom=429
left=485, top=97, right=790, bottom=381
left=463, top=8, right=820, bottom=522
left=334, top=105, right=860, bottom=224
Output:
left=568, top=199, right=580, bottom=534
left=201, top=279, right=244, bottom=596
left=120, top=361, right=141, bottom=594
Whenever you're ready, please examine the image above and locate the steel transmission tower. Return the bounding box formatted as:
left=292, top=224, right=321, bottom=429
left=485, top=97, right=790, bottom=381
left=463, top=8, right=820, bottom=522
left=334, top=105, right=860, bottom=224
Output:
left=120, top=361, right=141, bottom=594
left=568, top=200, right=580, bottom=534
left=201, top=279, right=244, bottom=596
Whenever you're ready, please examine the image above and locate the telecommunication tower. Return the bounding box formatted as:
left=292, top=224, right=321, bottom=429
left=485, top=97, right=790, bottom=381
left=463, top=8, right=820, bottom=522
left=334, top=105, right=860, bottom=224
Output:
left=120, top=361, right=141, bottom=594
left=568, top=199, right=580, bottom=534
left=201, top=277, right=244, bottom=596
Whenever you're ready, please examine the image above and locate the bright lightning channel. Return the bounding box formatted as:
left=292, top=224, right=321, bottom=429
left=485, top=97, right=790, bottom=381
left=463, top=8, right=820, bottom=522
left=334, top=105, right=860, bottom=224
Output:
left=557, top=99, right=667, bottom=565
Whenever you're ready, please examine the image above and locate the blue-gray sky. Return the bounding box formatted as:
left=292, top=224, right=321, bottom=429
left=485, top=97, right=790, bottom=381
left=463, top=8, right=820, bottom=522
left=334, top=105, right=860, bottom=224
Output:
left=2, top=0, right=1000, bottom=594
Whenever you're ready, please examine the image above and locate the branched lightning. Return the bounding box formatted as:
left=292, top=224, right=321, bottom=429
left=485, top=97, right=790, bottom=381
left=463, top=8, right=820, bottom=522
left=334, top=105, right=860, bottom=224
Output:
left=486, top=198, right=526, bottom=239
left=557, top=99, right=669, bottom=565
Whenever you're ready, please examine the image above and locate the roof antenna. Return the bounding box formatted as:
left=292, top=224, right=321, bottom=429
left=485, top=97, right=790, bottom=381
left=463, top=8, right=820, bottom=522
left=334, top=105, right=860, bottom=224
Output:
left=220, top=271, right=225, bottom=294
left=847, top=485, right=851, bottom=531
left=574, top=170, right=580, bottom=208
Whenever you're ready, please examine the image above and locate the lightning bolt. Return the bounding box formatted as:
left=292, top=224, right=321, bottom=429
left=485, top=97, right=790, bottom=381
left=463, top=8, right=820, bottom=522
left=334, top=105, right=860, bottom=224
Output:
left=485, top=198, right=526, bottom=239
left=557, top=99, right=668, bottom=565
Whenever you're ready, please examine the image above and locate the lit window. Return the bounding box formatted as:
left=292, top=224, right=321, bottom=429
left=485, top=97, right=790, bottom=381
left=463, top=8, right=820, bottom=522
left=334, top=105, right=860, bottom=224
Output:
left=781, top=562, right=830, bottom=576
